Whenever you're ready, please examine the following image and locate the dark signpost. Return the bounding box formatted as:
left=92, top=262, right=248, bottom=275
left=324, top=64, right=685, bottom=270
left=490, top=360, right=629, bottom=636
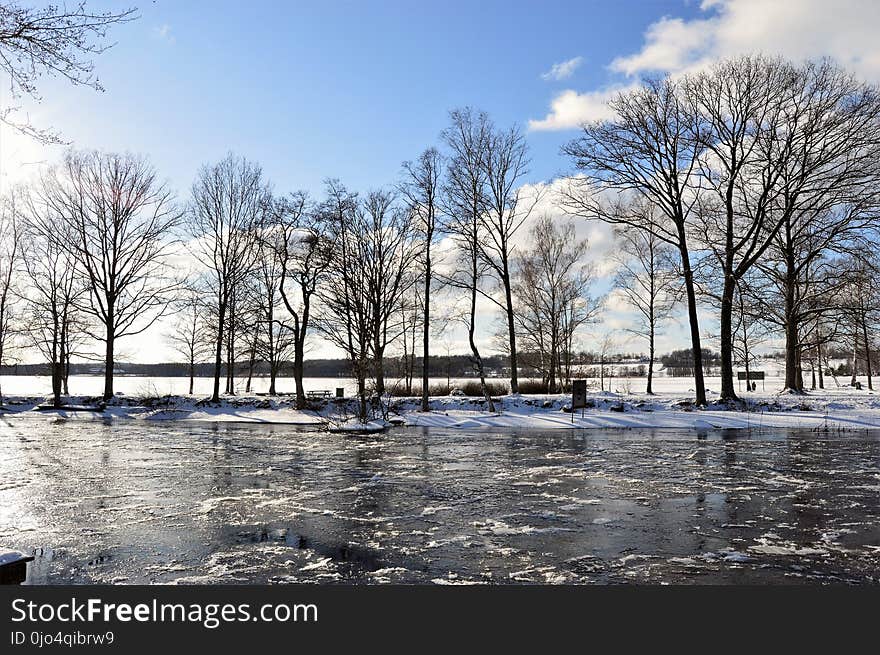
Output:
left=736, top=370, right=765, bottom=391
left=572, top=379, right=587, bottom=422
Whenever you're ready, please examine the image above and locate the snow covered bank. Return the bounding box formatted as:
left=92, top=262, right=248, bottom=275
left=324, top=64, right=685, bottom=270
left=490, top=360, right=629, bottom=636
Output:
left=391, top=387, right=880, bottom=431
left=2, top=384, right=880, bottom=431
left=0, top=395, right=326, bottom=425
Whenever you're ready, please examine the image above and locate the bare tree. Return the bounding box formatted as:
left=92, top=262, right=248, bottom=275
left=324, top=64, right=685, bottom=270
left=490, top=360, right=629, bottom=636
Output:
left=362, top=189, right=421, bottom=396
left=40, top=151, right=181, bottom=400
left=17, top=184, right=84, bottom=407
left=512, top=216, right=597, bottom=393
left=479, top=121, right=536, bottom=394
left=442, top=107, right=496, bottom=411
left=315, top=185, right=375, bottom=422
left=400, top=147, right=444, bottom=411
left=187, top=153, right=266, bottom=403
left=746, top=61, right=880, bottom=393
left=250, top=218, right=297, bottom=395
left=597, top=334, right=616, bottom=393
left=690, top=57, right=839, bottom=401
left=273, top=190, right=333, bottom=408
left=562, top=77, right=709, bottom=405
left=0, top=193, right=21, bottom=404
left=0, top=1, right=137, bottom=142
left=165, top=284, right=211, bottom=396
left=612, top=200, right=680, bottom=394
left=840, top=251, right=880, bottom=390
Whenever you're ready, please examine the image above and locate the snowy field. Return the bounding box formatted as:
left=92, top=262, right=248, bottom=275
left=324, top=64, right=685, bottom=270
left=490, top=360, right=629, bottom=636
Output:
left=0, top=374, right=519, bottom=398
left=0, top=370, right=863, bottom=398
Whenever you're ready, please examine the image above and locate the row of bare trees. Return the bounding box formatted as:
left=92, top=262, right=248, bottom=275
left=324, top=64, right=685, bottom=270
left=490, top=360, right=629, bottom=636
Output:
left=0, top=151, right=181, bottom=407
left=563, top=55, right=880, bottom=404
left=0, top=105, right=601, bottom=420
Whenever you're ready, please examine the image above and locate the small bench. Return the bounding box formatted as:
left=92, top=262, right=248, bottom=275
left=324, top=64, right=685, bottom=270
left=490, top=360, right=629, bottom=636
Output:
left=306, top=390, right=332, bottom=399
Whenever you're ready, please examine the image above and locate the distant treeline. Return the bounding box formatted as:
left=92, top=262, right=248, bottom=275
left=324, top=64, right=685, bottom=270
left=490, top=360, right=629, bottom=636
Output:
left=0, top=352, right=664, bottom=379
left=0, top=355, right=509, bottom=379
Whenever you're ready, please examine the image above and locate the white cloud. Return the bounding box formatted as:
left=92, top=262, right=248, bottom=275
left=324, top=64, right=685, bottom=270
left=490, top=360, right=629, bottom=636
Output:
left=611, top=0, right=880, bottom=81
left=609, top=16, right=713, bottom=76
left=527, top=86, right=634, bottom=131
left=541, top=56, right=583, bottom=81
left=531, top=0, right=880, bottom=132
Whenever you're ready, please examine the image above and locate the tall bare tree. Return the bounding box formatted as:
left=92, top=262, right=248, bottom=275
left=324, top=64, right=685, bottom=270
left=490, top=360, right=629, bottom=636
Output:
left=187, top=154, right=266, bottom=402
left=512, top=216, right=597, bottom=393
left=400, top=147, right=444, bottom=411
left=612, top=201, right=681, bottom=395
left=748, top=61, right=880, bottom=392
left=479, top=121, right=535, bottom=394
left=315, top=184, right=375, bottom=422
left=165, top=283, right=211, bottom=396
left=41, top=151, right=181, bottom=400
left=442, top=107, right=496, bottom=411
left=362, top=189, right=421, bottom=396
left=250, top=217, right=297, bottom=396
left=0, top=193, right=21, bottom=404
left=273, top=190, right=333, bottom=408
left=18, top=184, right=85, bottom=407
left=562, top=77, right=708, bottom=405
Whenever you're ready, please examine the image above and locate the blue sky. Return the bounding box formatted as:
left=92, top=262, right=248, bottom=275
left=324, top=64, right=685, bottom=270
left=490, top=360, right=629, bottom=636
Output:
left=1, top=0, right=701, bottom=197
left=3, top=0, right=879, bottom=363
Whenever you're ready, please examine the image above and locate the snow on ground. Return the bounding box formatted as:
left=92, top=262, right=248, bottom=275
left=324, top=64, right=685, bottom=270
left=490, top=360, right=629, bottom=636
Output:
left=1, top=373, right=880, bottom=430
left=397, top=393, right=879, bottom=431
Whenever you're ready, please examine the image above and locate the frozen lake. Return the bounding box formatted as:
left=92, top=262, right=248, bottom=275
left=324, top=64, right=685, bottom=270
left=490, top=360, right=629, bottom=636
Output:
left=2, top=417, right=879, bottom=584
left=0, top=374, right=522, bottom=398
left=0, top=372, right=835, bottom=398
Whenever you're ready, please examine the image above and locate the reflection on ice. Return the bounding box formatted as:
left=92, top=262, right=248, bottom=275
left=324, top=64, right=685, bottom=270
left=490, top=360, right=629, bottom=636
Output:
left=1, top=418, right=879, bottom=584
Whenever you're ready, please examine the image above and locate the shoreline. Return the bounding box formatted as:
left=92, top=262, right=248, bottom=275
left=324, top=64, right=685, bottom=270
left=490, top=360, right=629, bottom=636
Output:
left=0, top=389, right=879, bottom=431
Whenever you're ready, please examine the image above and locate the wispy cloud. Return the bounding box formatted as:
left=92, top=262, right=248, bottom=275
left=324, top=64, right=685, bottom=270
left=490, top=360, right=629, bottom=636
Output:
left=540, top=56, right=583, bottom=81
left=152, top=23, right=175, bottom=44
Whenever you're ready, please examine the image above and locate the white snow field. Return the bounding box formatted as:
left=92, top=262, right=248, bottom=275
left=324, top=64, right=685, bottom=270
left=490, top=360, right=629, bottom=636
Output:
left=1, top=373, right=879, bottom=430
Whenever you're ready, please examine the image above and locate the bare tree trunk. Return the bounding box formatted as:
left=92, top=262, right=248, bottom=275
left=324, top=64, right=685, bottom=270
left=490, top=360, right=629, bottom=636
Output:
left=63, top=351, right=70, bottom=395
left=421, top=251, right=431, bottom=411
left=681, top=254, right=707, bottom=405
left=211, top=300, right=226, bottom=402
left=51, top=325, right=62, bottom=408
left=719, top=275, right=737, bottom=402
left=225, top=307, right=236, bottom=396
left=103, top=305, right=115, bottom=400
left=245, top=331, right=257, bottom=394
left=293, top=341, right=306, bottom=409
left=851, top=337, right=858, bottom=387
left=783, top=297, right=801, bottom=392
left=647, top=318, right=655, bottom=395
left=357, top=373, right=367, bottom=423
left=60, top=324, right=69, bottom=397
left=374, top=332, right=385, bottom=396
left=502, top=264, right=519, bottom=394
left=468, top=263, right=494, bottom=412
left=862, top=311, right=873, bottom=391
